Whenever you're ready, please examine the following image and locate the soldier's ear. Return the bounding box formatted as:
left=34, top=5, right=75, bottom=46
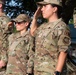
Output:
left=25, top=22, right=29, bottom=27
left=53, top=7, right=58, bottom=13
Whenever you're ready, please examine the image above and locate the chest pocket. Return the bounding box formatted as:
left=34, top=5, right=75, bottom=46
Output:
left=16, top=38, right=28, bottom=48
left=8, top=37, right=29, bottom=56
left=42, top=29, right=58, bottom=51
left=16, top=38, right=30, bottom=54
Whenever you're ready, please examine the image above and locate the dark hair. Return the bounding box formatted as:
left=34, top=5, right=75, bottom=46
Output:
left=26, top=21, right=31, bottom=30
left=51, top=4, right=62, bottom=18
left=0, top=3, right=4, bottom=9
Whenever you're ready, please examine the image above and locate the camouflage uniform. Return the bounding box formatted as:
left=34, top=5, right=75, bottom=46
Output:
left=6, top=31, right=34, bottom=75
left=0, top=13, right=10, bottom=58
left=0, top=12, right=11, bottom=75
left=34, top=18, right=71, bottom=75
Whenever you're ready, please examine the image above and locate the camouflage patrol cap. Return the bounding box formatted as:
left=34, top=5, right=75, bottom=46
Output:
left=13, top=14, right=31, bottom=22
left=0, top=0, right=4, bottom=4
left=37, top=0, right=62, bottom=6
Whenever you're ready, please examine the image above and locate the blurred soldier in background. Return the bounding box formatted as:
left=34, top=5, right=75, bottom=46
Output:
left=0, top=0, right=11, bottom=75
left=62, top=0, right=76, bottom=75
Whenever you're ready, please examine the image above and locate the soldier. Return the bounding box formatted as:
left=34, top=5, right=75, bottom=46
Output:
left=5, top=14, right=34, bottom=75
left=0, top=0, right=11, bottom=75
left=30, top=0, right=71, bottom=75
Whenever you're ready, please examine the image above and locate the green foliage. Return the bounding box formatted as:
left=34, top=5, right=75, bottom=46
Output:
left=4, top=0, right=76, bottom=24
left=5, top=0, right=37, bottom=18
left=13, top=26, right=17, bottom=33
left=69, top=19, right=74, bottom=24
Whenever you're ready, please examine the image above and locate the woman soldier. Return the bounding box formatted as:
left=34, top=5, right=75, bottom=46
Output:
left=30, top=0, right=71, bottom=75
left=5, top=14, right=34, bottom=75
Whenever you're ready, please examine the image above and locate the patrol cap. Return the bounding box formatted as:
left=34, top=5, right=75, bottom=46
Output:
left=37, top=0, right=62, bottom=6
left=0, top=0, right=4, bottom=4
left=13, top=14, right=31, bottom=22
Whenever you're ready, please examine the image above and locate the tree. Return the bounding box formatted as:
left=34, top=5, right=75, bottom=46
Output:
left=4, top=0, right=76, bottom=24
left=62, top=0, right=76, bottom=24
left=4, top=0, right=40, bottom=18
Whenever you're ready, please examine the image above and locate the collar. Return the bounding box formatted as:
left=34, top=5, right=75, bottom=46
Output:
left=0, top=13, right=6, bottom=17
left=46, top=18, right=62, bottom=29
left=15, top=31, right=29, bottom=39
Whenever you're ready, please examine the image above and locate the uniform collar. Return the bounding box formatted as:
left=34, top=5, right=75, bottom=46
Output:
left=0, top=13, right=6, bottom=17
left=16, top=31, right=29, bottom=39
left=46, top=18, right=62, bottom=29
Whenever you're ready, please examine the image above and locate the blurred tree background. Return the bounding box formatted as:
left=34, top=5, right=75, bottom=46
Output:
left=4, top=0, right=76, bottom=41
left=4, top=0, right=76, bottom=24
left=4, top=0, right=42, bottom=19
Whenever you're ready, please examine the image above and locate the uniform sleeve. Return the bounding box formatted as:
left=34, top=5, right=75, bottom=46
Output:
left=4, top=16, right=14, bottom=34
left=0, top=16, right=11, bottom=63
left=1, top=48, right=8, bottom=63
left=27, top=35, right=35, bottom=74
left=57, top=26, right=71, bottom=52
left=1, top=34, right=14, bottom=63
left=0, top=41, right=8, bottom=63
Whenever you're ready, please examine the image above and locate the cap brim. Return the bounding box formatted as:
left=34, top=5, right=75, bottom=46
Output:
left=37, top=1, right=62, bottom=7
left=37, top=1, right=49, bottom=5
left=12, top=19, right=24, bottom=22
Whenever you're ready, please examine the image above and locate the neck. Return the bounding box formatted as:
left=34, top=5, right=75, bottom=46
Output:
left=20, top=29, right=27, bottom=36
left=48, top=13, right=59, bottom=22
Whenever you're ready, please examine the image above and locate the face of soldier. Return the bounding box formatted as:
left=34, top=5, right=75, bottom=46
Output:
left=41, top=4, right=57, bottom=20
left=15, top=21, right=28, bottom=31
